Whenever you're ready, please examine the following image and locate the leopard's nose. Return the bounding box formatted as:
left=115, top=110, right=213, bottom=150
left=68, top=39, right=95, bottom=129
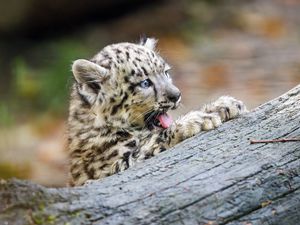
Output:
left=167, top=90, right=181, bottom=103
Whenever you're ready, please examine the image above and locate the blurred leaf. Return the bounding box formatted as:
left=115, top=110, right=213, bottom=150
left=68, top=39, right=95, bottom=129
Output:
left=0, top=103, right=14, bottom=127
left=14, top=58, right=41, bottom=99
left=8, top=39, right=89, bottom=118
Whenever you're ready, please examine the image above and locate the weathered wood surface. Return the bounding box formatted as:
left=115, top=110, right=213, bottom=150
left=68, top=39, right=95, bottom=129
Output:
left=1, top=85, right=300, bottom=225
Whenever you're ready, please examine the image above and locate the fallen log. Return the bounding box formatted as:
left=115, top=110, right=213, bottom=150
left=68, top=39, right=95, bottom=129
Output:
left=1, top=85, right=300, bottom=225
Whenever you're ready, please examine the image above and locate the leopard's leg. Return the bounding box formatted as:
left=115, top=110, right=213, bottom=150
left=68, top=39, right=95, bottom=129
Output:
left=166, top=96, right=247, bottom=147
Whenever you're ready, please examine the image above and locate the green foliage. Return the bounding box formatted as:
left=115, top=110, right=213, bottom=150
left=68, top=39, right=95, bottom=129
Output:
left=9, top=39, right=90, bottom=119
left=0, top=103, right=14, bottom=126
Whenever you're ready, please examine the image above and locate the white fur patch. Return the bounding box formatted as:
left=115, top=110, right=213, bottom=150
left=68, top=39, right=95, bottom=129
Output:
left=142, top=38, right=157, bottom=50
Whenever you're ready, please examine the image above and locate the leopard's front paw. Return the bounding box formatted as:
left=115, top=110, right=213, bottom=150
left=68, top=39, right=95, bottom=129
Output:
left=176, top=111, right=222, bottom=138
left=204, top=96, right=248, bottom=122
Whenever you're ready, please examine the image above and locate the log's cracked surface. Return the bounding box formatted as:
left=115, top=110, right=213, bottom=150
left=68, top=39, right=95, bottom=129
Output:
left=1, top=85, right=300, bottom=225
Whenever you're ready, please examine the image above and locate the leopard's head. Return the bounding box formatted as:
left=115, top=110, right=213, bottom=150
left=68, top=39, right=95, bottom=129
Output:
left=71, top=38, right=181, bottom=129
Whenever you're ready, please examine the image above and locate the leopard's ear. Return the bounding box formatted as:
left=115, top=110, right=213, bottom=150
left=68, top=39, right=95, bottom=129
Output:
left=140, top=37, right=157, bottom=50
left=72, top=59, right=108, bottom=84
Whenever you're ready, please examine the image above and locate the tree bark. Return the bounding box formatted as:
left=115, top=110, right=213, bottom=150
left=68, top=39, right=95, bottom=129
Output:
left=1, top=85, right=300, bottom=225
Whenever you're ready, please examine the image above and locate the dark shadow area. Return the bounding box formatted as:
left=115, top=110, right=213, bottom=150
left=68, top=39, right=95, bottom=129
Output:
left=0, top=0, right=162, bottom=40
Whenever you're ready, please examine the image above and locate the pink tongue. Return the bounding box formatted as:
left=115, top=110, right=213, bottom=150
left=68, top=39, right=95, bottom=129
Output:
left=157, top=113, right=173, bottom=129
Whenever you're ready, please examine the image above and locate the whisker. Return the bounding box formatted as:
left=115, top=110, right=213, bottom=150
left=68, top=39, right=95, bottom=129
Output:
left=133, top=108, right=154, bottom=122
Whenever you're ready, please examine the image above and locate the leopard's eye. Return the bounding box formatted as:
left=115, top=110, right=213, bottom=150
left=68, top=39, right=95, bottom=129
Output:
left=140, top=79, right=152, bottom=88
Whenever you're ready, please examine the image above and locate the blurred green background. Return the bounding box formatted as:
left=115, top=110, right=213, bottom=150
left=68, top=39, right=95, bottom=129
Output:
left=1, top=0, right=300, bottom=186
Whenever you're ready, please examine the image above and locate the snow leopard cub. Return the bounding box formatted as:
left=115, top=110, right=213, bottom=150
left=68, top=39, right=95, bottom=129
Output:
left=68, top=38, right=247, bottom=186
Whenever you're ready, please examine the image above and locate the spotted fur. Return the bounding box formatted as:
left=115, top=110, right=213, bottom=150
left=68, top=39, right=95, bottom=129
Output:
left=68, top=38, right=247, bottom=186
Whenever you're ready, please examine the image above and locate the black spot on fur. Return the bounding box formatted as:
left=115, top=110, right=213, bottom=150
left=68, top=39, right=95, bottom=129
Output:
left=110, top=98, right=116, bottom=103
left=114, top=163, right=120, bottom=172
left=107, top=150, right=118, bottom=160
left=99, top=163, right=108, bottom=170
left=160, top=146, right=167, bottom=152
left=116, top=130, right=131, bottom=141
left=156, top=136, right=164, bottom=144
left=123, top=151, right=131, bottom=168
left=78, top=139, right=89, bottom=149
left=136, top=72, right=143, bottom=77
left=93, top=127, right=101, bottom=132
left=111, top=92, right=128, bottom=115
left=125, top=140, right=136, bottom=148
left=132, top=149, right=140, bottom=158
left=96, top=140, right=118, bottom=154
left=141, top=67, right=148, bottom=76
left=83, top=162, right=95, bottom=179
left=70, top=149, right=82, bottom=157
left=99, top=156, right=105, bottom=162
left=88, top=167, right=95, bottom=178
left=144, top=152, right=153, bottom=160
left=87, top=82, right=100, bottom=93
left=72, top=172, right=81, bottom=180
left=128, top=84, right=135, bottom=93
